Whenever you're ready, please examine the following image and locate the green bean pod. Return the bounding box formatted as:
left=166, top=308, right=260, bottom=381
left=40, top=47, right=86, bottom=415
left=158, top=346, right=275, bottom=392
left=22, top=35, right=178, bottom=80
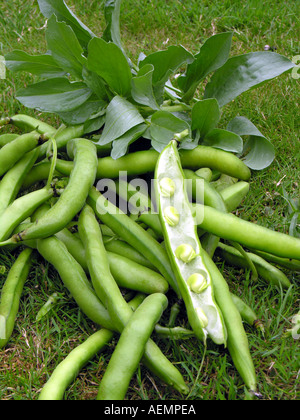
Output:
left=37, top=124, right=85, bottom=159
left=16, top=139, right=98, bottom=242
left=0, top=131, right=49, bottom=177
left=154, top=325, right=196, bottom=340
left=230, top=293, right=264, bottom=333
left=78, top=204, right=135, bottom=332
left=54, top=227, right=167, bottom=294
left=97, top=293, right=168, bottom=400
left=4, top=114, right=57, bottom=136
left=202, top=250, right=257, bottom=394
left=78, top=205, right=188, bottom=395
left=21, top=162, right=63, bottom=191
left=38, top=328, right=115, bottom=400
left=0, top=133, right=19, bottom=148
left=107, top=252, right=169, bottom=294
left=87, top=187, right=180, bottom=296
left=216, top=242, right=291, bottom=289
left=37, top=232, right=188, bottom=397
left=195, top=204, right=300, bottom=260
left=155, top=141, right=227, bottom=345
left=0, top=148, right=40, bottom=214
left=37, top=236, right=116, bottom=330
left=248, top=248, right=300, bottom=272
left=0, top=248, right=33, bottom=348
left=180, top=146, right=251, bottom=181
left=103, top=236, right=157, bottom=270
left=55, top=144, right=251, bottom=181
left=0, top=187, right=54, bottom=242
left=219, top=181, right=250, bottom=213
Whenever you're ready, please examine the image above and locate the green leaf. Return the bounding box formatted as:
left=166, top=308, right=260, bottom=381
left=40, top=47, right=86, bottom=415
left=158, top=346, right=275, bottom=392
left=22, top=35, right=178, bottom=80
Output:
left=57, top=95, right=106, bottom=125
left=227, top=116, right=275, bottom=170
left=83, top=114, right=106, bottom=135
left=4, top=50, right=66, bottom=78
left=202, top=128, right=243, bottom=154
left=37, top=0, right=95, bottom=48
left=150, top=110, right=191, bottom=152
left=46, top=15, right=86, bottom=79
left=178, top=32, right=233, bottom=102
left=204, top=51, right=295, bottom=107
left=111, top=123, right=147, bottom=159
left=82, top=67, right=109, bottom=101
left=191, top=98, right=221, bottom=139
left=87, top=37, right=132, bottom=97
left=103, top=0, right=123, bottom=51
left=139, top=45, right=194, bottom=104
left=131, top=64, right=160, bottom=110
left=99, top=96, right=144, bottom=145
left=16, top=77, right=93, bottom=113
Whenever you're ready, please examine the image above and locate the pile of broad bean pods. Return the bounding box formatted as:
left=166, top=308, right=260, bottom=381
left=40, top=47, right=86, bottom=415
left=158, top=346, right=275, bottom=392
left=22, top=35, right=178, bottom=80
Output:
left=0, top=113, right=299, bottom=400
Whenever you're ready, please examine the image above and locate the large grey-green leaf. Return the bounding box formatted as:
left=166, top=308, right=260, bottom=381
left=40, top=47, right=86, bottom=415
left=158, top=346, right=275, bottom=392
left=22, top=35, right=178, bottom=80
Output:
left=16, top=77, right=93, bottom=113
left=178, top=32, right=233, bottom=102
left=82, top=67, right=109, bottom=101
left=191, top=98, right=221, bottom=139
left=204, top=51, right=295, bottom=107
left=103, top=0, right=122, bottom=50
left=37, top=0, right=95, bottom=47
left=202, top=128, right=243, bottom=154
left=46, top=15, right=86, bottom=79
left=88, top=37, right=132, bottom=97
left=131, top=64, right=160, bottom=110
left=150, top=110, right=191, bottom=152
left=57, top=95, right=106, bottom=124
left=111, top=123, right=147, bottom=159
left=139, top=46, right=194, bottom=104
left=99, top=96, right=144, bottom=145
left=4, top=50, right=66, bottom=78
left=227, top=116, right=275, bottom=170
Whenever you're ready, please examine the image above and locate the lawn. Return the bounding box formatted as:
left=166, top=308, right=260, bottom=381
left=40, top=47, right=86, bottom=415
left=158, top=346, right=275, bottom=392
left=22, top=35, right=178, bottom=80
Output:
left=0, top=0, right=299, bottom=400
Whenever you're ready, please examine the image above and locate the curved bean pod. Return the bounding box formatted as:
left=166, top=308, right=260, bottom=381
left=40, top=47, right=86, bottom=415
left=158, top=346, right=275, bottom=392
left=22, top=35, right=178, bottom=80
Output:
left=180, top=146, right=251, bottom=181
left=87, top=187, right=180, bottom=296
left=107, top=252, right=169, bottom=295
left=97, top=293, right=168, bottom=400
left=0, top=133, right=19, bottom=148
left=37, top=236, right=115, bottom=330
left=78, top=204, right=135, bottom=332
left=38, top=329, right=114, bottom=400
left=2, top=114, right=57, bottom=136
left=103, top=236, right=156, bottom=270
left=37, top=125, right=85, bottom=159
left=230, top=293, right=264, bottom=333
left=247, top=248, right=300, bottom=272
left=216, top=242, right=291, bottom=289
left=0, top=131, right=48, bottom=177
left=54, top=227, right=166, bottom=294
left=16, top=139, right=98, bottom=242
left=78, top=205, right=188, bottom=395
left=202, top=250, right=257, bottom=394
left=0, top=248, right=33, bottom=348
left=0, top=187, right=54, bottom=242
left=0, top=148, right=39, bottom=214
left=21, top=162, right=63, bottom=191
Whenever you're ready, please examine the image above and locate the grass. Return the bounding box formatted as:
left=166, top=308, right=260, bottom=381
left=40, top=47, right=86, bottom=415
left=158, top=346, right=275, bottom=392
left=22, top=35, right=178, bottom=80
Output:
left=0, top=0, right=299, bottom=401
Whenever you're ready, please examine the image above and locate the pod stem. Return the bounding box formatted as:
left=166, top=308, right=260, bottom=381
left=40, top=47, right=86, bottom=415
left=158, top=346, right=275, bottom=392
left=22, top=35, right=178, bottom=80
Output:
left=46, top=137, right=58, bottom=190
left=229, top=240, right=259, bottom=282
